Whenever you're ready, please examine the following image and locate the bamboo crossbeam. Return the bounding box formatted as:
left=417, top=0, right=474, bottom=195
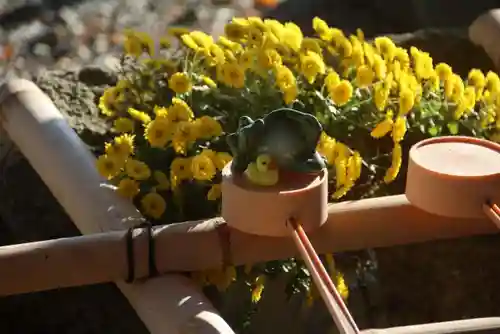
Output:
left=0, top=194, right=497, bottom=296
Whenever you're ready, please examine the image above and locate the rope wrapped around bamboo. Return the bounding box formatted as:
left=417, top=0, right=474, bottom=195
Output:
left=0, top=194, right=495, bottom=296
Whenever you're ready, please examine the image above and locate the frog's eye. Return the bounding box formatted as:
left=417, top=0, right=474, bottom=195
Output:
left=256, top=154, right=272, bottom=169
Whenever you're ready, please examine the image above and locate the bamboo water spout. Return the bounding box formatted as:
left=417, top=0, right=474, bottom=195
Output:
left=0, top=79, right=234, bottom=334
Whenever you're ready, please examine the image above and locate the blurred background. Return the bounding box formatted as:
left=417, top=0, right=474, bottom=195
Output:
left=1, top=0, right=500, bottom=80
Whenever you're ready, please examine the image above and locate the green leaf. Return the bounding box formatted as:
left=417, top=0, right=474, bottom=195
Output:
left=428, top=125, right=442, bottom=137
left=447, top=121, right=459, bottom=135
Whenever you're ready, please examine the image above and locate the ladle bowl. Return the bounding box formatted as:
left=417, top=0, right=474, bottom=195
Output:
left=221, top=162, right=328, bottom=237
left=405, top=136, right=500, bottom=218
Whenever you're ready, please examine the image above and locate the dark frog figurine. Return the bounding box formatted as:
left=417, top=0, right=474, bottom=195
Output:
left=226, top=108, right=327, bottom=186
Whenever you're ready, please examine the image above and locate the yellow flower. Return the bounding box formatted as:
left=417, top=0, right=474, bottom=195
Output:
left=194, top=116, right=223, bottom=139
left=330, top=80, right=353, bottom=106
left=275, top=65, right=296, bottom=91
left=170, top=157, right=192, bottom=180
left=371, top=114, right=394, bottom=139
left=312, top=17, right=332, bottom=41
left=239, top=49, right=256, bottom=70
left=144, top=118, right=173, bottom=148
left=324, top=71, right=340, bottom=91
left=105, top=134, right=135, bottom=160
left=347, top=151, right=362, bottom=181
left=207, top=184, right=222, bottom=201
left=247, top=26, right=264, bottom=47
left=168, top=98, right=194, bottom=123
left=282, top=22, right=303, bottom=51
left=372, top=54, right=387, bottom=80
left=217, top=36, right=243, bottom=53
left=123, top=30, right=154, bottom=57
left=221, top=62, right=245, bottom=88
left=257, top=48, right=282, bottom=70
left=434, top=63, right=453, bottom=82
left=355, top=65, right=374, bottom=87
left=153, top=171, right=170, bottom=191
left=251, top=275, right=266, bottom=303
left=117, top=178, right=140, bottom=199
left=486, top=71, right=500, bottom=93
left=141, top=192, right=166, bottom=219
left=468, top=69, right=486, bottom=89
left=384, top=143, right=402, bottom=183
left=399, top=88, right=415, bottom=116
left=224, top=22, right=248, bottom=41
left=169, top=72, right=192, bottom=94
left=201, top=75, right=217, bottom=89
left=392, top=117, right=407, bottom=143
left=283, top=85, right=298, bottom=105
left=191, top=154, right=217, bottom=181
left=172, top=121, right=198, bottom=155
left=99, top=87, right=119, bottom=116
left=336, top=272, right=349, bottom=301
left=128, top=108, right=151, bottom=124
left=301, top=37, right=322, bottom=55
left=180, top=34, right=199, bottom=51
left=125, top=159, right=151, bottom=180
left=96, top=154, right=123, bottom=179
left=374, top=36, right=396, bottom=61
left=190, top=31, right=214, bottom=49
left=444, top=74, right=464, bottom=102
left=300, top=51, right=325, bottom=83
left=214, top=152, right=233, bottom=170
left=373, top=83, right=389, bottom=111
left=113, top=117, right=134, bottom=133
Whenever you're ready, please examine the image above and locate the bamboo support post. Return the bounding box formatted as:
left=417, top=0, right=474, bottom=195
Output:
left=0, top=79, right=234, bottom=334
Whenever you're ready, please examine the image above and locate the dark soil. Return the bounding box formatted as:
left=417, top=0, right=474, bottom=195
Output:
left=0, top=26, right=498, bottom=333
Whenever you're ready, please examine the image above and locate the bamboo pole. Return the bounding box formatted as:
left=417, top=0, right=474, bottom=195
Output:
left=0, top=193, right=497, bottom=296
left=0, top=79, right=234, bottom=334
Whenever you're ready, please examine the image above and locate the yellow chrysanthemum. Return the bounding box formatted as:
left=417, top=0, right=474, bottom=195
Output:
left=486, top=71, right=500, bottom=93
left=324, top=71, right=340, bottom=91
left=153, top=171, right=170, bottom=191
left=392, top=117, right=407, bottom=143
left=330, top=80, right=353, bottom=106
left=371, top=113, right=394, bottom=139
left=191, top=154, right=217, bottom=181
left=117, top=178, right=140, bottom=199
left=224, top=22, right=248, bottom=41
left=257, top=48, right=282, bottom=70
left=144, top=118, right=173, bottom=148
left=221, top=62, right=245, bottom=88
left=168, top=98, right=194, bottom=123
left=170, top=157, right=192, bottom=180
left=398, top=88, right=415, bottom=116
left=283, top=85, right=299, bottom=105
left=301, top=37, right=322, bottom=55
left=172, top=121, right=198, bottom=155
left=374, top=36, right=396, bottom=61
left=312, top=17, right=332, bottom=41
left=300, top=51, right=325, bottom=83
left=113, top=117, right=134, bottom=133
left=194, top=116, right=223, bottom=139
left=169, top=72, right=192, bottom=94
left=468, top=69, right=486, bottom=89
left=434, top=63, right=453, bottom=82
left=384, top=143, right=402, bottom=183
left=275, top=65, right=296, bottom=91
left=123, top=30, right=154, bottom=57
left=373, top=83, right=389, bottom=111
left=372, top=54, right=387, bottom=80
left=125, top=159, right=151, bottom=180
left=213, top=152, right=233, bottom=170
left=128, top=107, right=151, bottom=124
left=99, top=87, right=119, bottom=116
left=105, top=134, right=135, bottom=160
left=207, top=184, right=222, bottom=201
left=355, top=65, right=374, bottom=87
left=96, top=154, right=123, bottom=179
left=141, top=192, right=166, bottom=219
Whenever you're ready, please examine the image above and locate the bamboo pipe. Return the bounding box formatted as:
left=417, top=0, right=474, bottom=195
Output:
left=0, top=79, right=234, bottom=334
left=0, top=193, right=497, bottom=296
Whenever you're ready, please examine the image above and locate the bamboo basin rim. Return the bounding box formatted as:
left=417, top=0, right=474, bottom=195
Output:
left=410, top=136, right=500, bottom=178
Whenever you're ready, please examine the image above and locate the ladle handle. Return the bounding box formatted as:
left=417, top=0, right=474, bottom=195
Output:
left=288, top=218, right=360, bottom=334
left=483, top=202, right=500, bottom=229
